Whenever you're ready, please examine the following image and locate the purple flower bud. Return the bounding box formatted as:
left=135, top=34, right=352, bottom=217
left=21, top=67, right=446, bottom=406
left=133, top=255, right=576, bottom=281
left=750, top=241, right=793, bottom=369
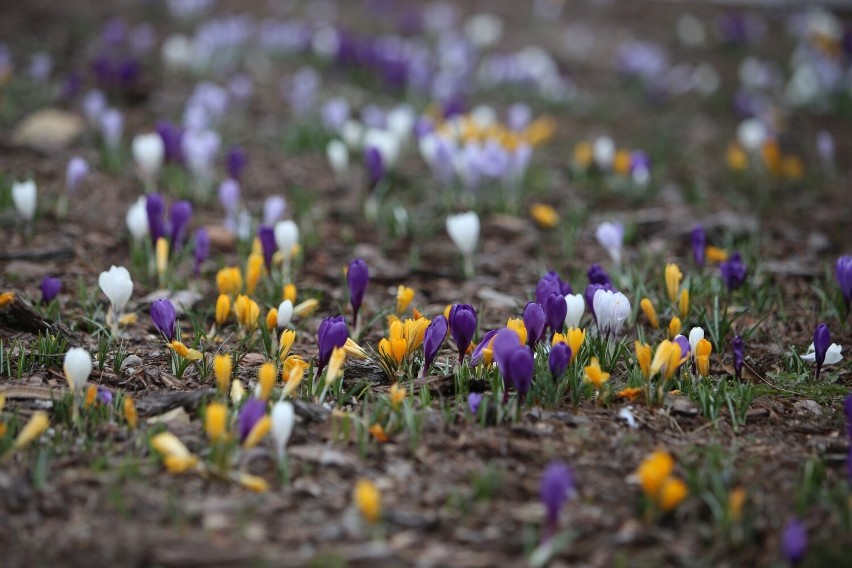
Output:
left=546, top=292, right=568, bottom=336
left=421, top=315, right=448, bottom=375
left=193, top=228, right=209, bottom=275
left=218, top=179, right=241, bottom=214
left=587, top=264, right=611, bottom=286
left=321, top=97, right=350, bottom=132
left=507, top=345, right=534, bottom=399
left=347, top=258, right=369, bottom=327
left=146, top=193, right=165, bottom=244
left=835, top=256, right=852, bottom=311
left=720, top=253, right=747, bottom=292
left=66, top=157, right=89, bottom=193
left=523, top=302, right=546, bottom=349
left=40, top=276, right=62, bottom=303
left=238, top=398, right=267, bottom=443
left=468, top=392, right=483, bottom=415
left=226, top=146, right=247, bottom=180
left=781, top=519, right=807, bottom=565
left=364, top=146, right=385, bottom=190
left=258, top=225, right=277, bottom=270
left=263, top=196, right=287, bottom=227
left=317, top=316, right=349, bottom=375
left=813, top=323, right=830, bottom=381
left=674, top=335, right=690, bottom=359
left=449, top=304, right=477, bottom=364
left=156, top=120, right=184, bottom=163
left=150, top=298, right=177, bottom=342
left=535, top=273, right=560, bottom=307
left=731, top=335, right=744, bottom=379
left=549, top=342, right=571, bottom=382
left=540, top=461, right=574, bottom=540
left=691, top=225, right=706, bottom=268
left=97, top=387, right=113, bottom=405
left=169, top=200, right=193, bottom=251
left=470, top=329, right=497, bottom=367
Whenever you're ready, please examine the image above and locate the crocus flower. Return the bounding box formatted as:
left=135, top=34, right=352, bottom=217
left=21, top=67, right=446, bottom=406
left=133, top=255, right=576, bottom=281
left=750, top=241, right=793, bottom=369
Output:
left=493, top=333, right=534, bottom=400
left=98, top=265, right=133, bottom=317
left=470, top=329, right=499, bottom=367
left=258, top=225, right=277, bottom=270
left=238, top=398, right=267, bottom=443
left=64, top=347, right=93, bottom=392
left=66, top=157, right=89, bottom=193
left=12, top=180, right=37, bottom=223
left=347, top=258, right=369, bottom=328
left=674, top=335, right=690, bottom=359
left=731, top=335, right=744, bottom=379
left=277, top=300, right=294, bottom=331
left=271, top=400, right=295, bottom=460
left=132, top=133, right=165, bottom=183
left=523, top=302, right=546, bottom=349
left=584, top=283, right=615, bottom=323
left=545, top=292, right=567, bottom=336
left=540, top=461, right=574, bottom=540
left=449, top=304, right=477, bottom=363
left=691, top=225, right=706, bottom=268
left=468, top=392, right=483, bottom=415
left=564, top=294, right=585, bottom=329
left=274, top=220, right=300, bottom=260
left=150, top=298, right=177, bottom=342
left=193, top=228, right=209, bottom=275
left=364, top=146, right=384, bottom=190
left=263, top=196, right=287, bottom=227
left=421, top=315, right=448, bottom=376
left=100, top=108, right=123, bottom=148
left=40, top=276, right=61, bottom=303
left=812, top=323, right=830, bottom=381
left=549, top=342, right=571, bottom=382
left=327, top=140, right=350, bottom=185
left=169, top=200, right=193, bottom=251
left=146, top=193, right=165, bottom=244
left=446, top=211, right=480, bottom=278
left=593, top=289, right=631, bottom=336
left=226, top=146, right=247, bottom=180
left=126, top=196, right=149, bottom=243
left=535, top=274, right=560, bottom=307
left=720, top=253, right=747, bottom=291
left=782, top=519, right=807, bottom=565
left=587, top=264, right=611, bottom=286
left=836, top=256, right=852, bottom=312
left=317, top=316, right=349, bottom=375
left=156, top=120, right=184, bottom=163
left=595, top=221, right=625, bottom=267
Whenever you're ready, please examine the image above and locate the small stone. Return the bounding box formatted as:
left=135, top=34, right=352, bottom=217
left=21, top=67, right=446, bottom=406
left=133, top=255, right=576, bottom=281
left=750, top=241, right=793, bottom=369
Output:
left=12, top=108, right=85, bottom=150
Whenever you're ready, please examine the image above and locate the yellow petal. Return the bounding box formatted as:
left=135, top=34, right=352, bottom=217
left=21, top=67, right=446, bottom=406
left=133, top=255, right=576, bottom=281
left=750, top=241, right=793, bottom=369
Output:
left=243, top=415, right=271, bottom=448
left=12, top=411, right=50, bottom=449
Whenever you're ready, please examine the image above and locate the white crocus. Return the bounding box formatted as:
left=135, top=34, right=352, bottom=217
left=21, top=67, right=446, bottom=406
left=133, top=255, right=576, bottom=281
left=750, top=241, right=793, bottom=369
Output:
left=595, top=221, right=625, bottom=267
left=386, top=105, right=416, bottom=148
left=271, top=401, right=295, bottom=460
left=446, top=211, right=480, bottom=278
left=98, top=265, right=134, bottom=320
left=737, top=118, right=767, bottom=153
left=277, top=300, right=294, bottom=329
left=126, top=197, right=149, bottom=242
left=593, top=290, right=631, bottom=336
left=326, top=139, right=349, bottom=186
left=63, top=348, right=93, bottom=392
left=801, top=343, right=843, bottom=366
left=592, top=136, right=615, bottom=171
left=340, top=119, right=364, bottom=150
left=564, top=294, right=585, bottom=329
left=161, top=34, right=192, bottom=70
left=274, top=220, right=300, bottom=282
left=688, top=327, right=705, bottom=356
left=363, top=128, right=401, bottom=170
left=132, top=133, right=165, bottom=185
left=12, top=180, right=37, bottom=222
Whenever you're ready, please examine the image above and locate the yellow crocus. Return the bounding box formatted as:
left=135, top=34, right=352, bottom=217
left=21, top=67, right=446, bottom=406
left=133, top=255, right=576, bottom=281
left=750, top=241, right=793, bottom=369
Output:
left=230, top=379, right=246, bottom=405
left=389, top=383, right=406, bottom=409
left=695, top=338, right=712, bottom=377
left=123, top=396, right=138, bottom=429
left=205, top=403, right=227, bottom=442
left=636, top=450, right=674, bottom=497
left=566, top=328, right=586, bottom=362
left=726, top=143, right=747, bottom=171
left=573, top=141, right=593, bottom=169
left=524, top=116, right=556, bottom=146
left=234, top=295, right=260, bottom=332
left=706, top=246, right=728, bottom=263
left=640, top=298, right=659, bottom=329
left=403, top=317, right=429, bottom=355
left=278, top=329, right=296, bottom=360
left=12, top=411, right=50, bottom=450
left=678, top=289, right=689, bottom=320
left=344, top=337, right=369, bottom=359
left=216, top=267, right=243, bottom=296
left=266, top=308, right=278, bottom=331
left=283, top=283, right=297, bottom=303
left=83, top=384, right=98, bottom=408
left=151, top=432, right=195, bottom=466
left=214, top=355, right=232, bottom=393
left=635, top=341, right=652, bottom=379
left=668, top=317, right=681, bottom=340
left=657, top=477, right=688, bottom=511
left=728, top=487, right=746, bottom=522
left=245, top=254, right=264, bottom=296
left=237, top=472, right=269, bottom=493
left=325, top=346, right=346, bottom=387
left=583, top=357, right=610, bottom=389
left=282, top=357, right=307, bottom=397
left=613, top=149, right=631, bottom=176
left=650, top=340, right=686, bottom=381
left=665, top=263, right=682, bottom=303
left=156, top=237, right=169, bottom=279
left=396, top=285, right=415, bottom=314
left=0, top=291, right=16, bottom=308
left=215, top=294, right=231, bottom=326
left=379, top=337, right=407, bottom=365
left=506, top=318, right=528, bottom=347
left=530, top=203, right=559, bottom=230
left=258, top=362, right=277, bottom=400
left=243, top=415, right=271, bottom=448
left=169, top=340, right=203, bottom=360
left=354, top=479, right=382, bottom=524
left=292, top=298, right=318, bottom=318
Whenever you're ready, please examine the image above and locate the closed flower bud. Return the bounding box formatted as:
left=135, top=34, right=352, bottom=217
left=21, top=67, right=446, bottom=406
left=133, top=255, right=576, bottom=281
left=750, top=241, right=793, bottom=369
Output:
left=64, top=347, right=93, bottom=392
left=214, top=355, right=232, bottom=393
left=12, top=179, right=37, bottom=222
left=98, top=265, right=134, bottom=315
left=205, top=403, right=227, bottom=442
left=215, top=294, right=231, bottom=326
left=640, top=297, right=659, bottom=329
left=271, top=401, right=295, bottom=460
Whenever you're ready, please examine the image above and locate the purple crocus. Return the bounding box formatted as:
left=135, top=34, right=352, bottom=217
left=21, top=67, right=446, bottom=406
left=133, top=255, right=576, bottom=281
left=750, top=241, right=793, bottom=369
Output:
left=535, top=274, right=560, bottom=307
left=258, top=225, right=277, bottom=270
left=317, top=316, right=349, bottom=375
left=468, top=392, right=483, bottom=415
left=226, top=146, right=247, bottom=180
left=263, top=196, right=287, bottom=227
left=150, top=298, right=177, bottom=342
left=421, top=315, right=448, bottom=376
left=40, top=276, right=62, bottom=303
left=546, top=292, right=568, bottom=337
left=691, top=225, right=706, bottom=268
left=449, top=304, right=477, bottom=364
left=491, top=329, right=534, bottom=400
left=97, top=387, right=113, bottom=405
left=674, top=335, right=691, bottom=359
left=587, top=264, right=611, bottom=286
left=540, top=461, right=574, bottom=541
left=146, top=193, right=165, bottom=244
left=523, top=302, right=546, bottom=349
left=836, top=256, right=852, bottom=312
left=470, top=329, right=498, bottom=367
left=364, top=146, right=385, bottom=190
left=66, top=157, right=89, bottom=193
left=218, top=179, right=241, bottom=215
left=720, top=253, right=747, bottom=292
left=168, top=200, right=193, bottom=251
left=813, top=323, right=830, bottom=381
left=238, top=398, right=267, bottom=443
left=156, top=120, right=184, bottom=163
left=781, top=519, right=807, bottom=565
left=193, top=228, right=209, bottom=276
left=731, top=335, right=744, bottom=379
left=549, top=342, right=571, bottom=382
left=347, top=258, right=369, bottom=328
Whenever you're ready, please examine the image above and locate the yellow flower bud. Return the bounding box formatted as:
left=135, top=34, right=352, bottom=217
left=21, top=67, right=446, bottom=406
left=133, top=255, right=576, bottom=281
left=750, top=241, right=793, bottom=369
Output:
left=665, top=263, right=682, bottom=303
left=506, top=318, right=527, bottom=347
left=243, top=415, right=271, bottom=448
left=678, top=289, right=689, bottom=320
left=234, top=295, right=260, bottom=332
left=12, top=411, right=49, bottom=450
left=613, top=149, right=631, bottom=176
left=156, top=237, right=169, bottom=279
left=258, top=362, right=277, bottom=400
left=574, top=141, right=593, bottom=169
left=215, top=294, right=231, bottom=326
left=354, top=479, right=381, bottom=524
left=169, top=340, right=203, bottom=360
left=583, top=357, right=610, bottom=389
left=706, top=246, right=728, bottom=263
left=83, top=384, right=98, bottom=408
left=726, top=143, right=747, bottom=172
left=205, top=403, right=227, bottom=442
left=640, top=298, right=659, bottom=329
left=668, top=317, right=681, bottom=340
left=292, top=298, right=318, bottom=318
left=245, top=254, right=264, bottom=296
left=278, top=329, right=296, bottom=360
left=283, top=283, right=297, bottom=303
left=636, top=450, right=674, bottom=497
left=389, top=383, right=406, bottom=409
left=123, top=396, right=138, bottom=429
left=266, top=308, right=278, bottom=331
left=635, top=341, right=652, bottom=379
left=657, top=477, right=688, bottom=511
left=566, top=328, right=585, bottom=362
left=214, top=355, right=232, bottom=393
left=0, top=292, right=15, bottom=308
left=216, top=267, right=243, bottom=296
left=530, top=203, right=559, bottom=230
left=237, top=472, right=269, bottom=492
left=396, top=285, right=415, bottom=314
left=325, top=346, right=346, bottom=387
